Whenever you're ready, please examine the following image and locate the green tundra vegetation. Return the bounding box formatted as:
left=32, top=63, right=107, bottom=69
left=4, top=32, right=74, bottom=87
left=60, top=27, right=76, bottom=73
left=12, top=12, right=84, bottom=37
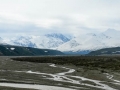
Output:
left=12, top=56, right=120, bottom=71
left=88, top=47, right=120, bottom=55
left=0, top=45, right=64, bottom=56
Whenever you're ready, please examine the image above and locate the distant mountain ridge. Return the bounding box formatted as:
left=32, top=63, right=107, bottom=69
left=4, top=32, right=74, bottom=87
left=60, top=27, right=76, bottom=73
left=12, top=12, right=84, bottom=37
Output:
left=11, top=36, right=36, bottom=48
left=1, top=29, right=120, bottom=54
left=45, top=33, right=70, bottom=42
left=57, top=29, right=120, bottom=54
left=2, top=33, right=71, bottom=49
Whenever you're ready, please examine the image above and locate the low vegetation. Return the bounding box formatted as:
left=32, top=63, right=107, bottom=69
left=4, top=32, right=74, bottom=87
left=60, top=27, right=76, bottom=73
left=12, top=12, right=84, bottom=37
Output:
left=88, top=47, right=120, bottom=55
left=12, top=56, right=120, bottom=71
left=0, top=45, right=64, bottom=56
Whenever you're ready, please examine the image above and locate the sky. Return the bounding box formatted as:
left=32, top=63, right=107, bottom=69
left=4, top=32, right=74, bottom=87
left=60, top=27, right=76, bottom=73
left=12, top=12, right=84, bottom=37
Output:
left=0, top=0, right=120, bottom=37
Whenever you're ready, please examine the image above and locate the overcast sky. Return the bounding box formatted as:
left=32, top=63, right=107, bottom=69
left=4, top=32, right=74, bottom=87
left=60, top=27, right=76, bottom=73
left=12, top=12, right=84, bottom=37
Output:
left=0, top=0, right=120, bottom=37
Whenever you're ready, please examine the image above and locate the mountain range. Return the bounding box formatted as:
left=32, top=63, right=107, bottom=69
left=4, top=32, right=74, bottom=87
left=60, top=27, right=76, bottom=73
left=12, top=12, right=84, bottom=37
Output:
left=0, top=29, right=120, bottom=54
left=3, top=33, right=71, bottom=49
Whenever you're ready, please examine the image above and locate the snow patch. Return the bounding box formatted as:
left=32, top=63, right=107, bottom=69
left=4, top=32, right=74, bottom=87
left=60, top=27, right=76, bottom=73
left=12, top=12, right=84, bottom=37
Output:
left=44, top=51, right=48, bottom=53
left=10, top=48, right=15, bottom=50
left=49, top=64, right=57, bottom=67
left=101, top=51, right=108, bottom=53
left=112, top=51, right=120, bottom=53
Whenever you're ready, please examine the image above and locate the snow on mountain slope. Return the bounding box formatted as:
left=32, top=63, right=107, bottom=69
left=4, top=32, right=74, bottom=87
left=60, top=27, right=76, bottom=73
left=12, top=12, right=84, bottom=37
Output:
left=10, top=36, right=36, bottom=48
left=0, top=37, right=8, bottom=45
left=103, top=29, right=120, bottom=38
left=5, top=33, right=71, bottom=49
left=45, top=33, right=71, bottom=42
left=57, top=29, right=120, bottom=52
left=1, top=29, right=120, bottom=54
left=57, top=33, right=107, bottom=52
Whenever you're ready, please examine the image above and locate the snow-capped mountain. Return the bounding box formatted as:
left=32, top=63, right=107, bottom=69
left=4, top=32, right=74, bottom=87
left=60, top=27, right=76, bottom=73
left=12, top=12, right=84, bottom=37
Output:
left=10, top=36, right=36, bottom=48
left=45, top=33, right=71, bottom=42
left=5, top=33, right=71, bottom=49
left=57, top=33, right=108, bottom=52
left=103, top=29, right=120, bottom=38
left=57, top=29, right=120, bottom=54
left=0, top=37, right=8, bottom=45
left=1, top=29, right=120, bottom=54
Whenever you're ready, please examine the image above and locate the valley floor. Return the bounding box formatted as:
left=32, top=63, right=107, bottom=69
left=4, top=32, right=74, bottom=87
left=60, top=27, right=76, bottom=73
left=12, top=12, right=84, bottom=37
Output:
left=0, top=56, right=120, bottom=90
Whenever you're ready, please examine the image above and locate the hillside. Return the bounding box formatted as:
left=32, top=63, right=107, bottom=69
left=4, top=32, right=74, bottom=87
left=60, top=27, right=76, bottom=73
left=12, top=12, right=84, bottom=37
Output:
left=88, top=47, right=120, bottom=55
left=0, top=45, right=64, bottom=56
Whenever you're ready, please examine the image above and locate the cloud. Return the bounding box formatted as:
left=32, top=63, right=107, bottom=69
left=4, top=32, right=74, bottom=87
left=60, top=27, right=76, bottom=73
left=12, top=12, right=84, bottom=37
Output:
left=0, top=0, right=120, bottom=37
